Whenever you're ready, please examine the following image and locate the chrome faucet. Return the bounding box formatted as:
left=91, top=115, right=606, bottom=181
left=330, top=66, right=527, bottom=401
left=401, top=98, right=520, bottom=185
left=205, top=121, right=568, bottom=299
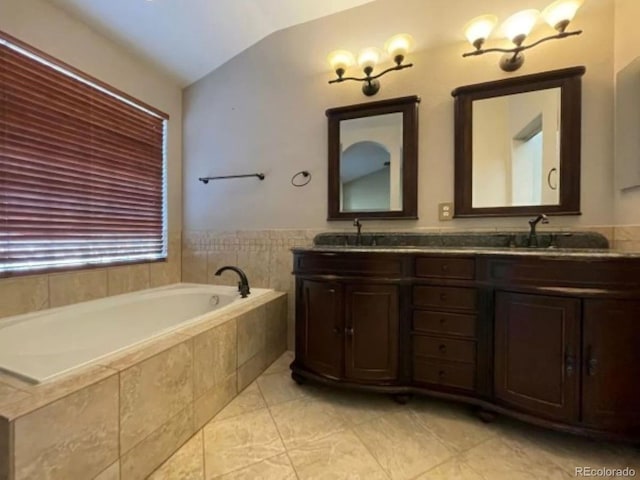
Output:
left=527, top=214, right=549, bottom=247
left=214, top=266, right=250, bottom=298
left=353, top=218, right=362, bottom=246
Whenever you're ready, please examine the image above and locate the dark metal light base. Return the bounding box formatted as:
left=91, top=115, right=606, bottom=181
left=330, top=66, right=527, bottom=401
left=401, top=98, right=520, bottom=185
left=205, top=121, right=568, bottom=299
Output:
left=499, top=52, right=525, bottom=72
left=362, top=79, right=380, bottom=96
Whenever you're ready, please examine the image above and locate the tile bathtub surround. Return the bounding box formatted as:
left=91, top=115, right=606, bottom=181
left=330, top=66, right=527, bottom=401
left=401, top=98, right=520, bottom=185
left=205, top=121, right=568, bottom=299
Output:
left=0, top=290, right=287, bottom=480
left=149, top=351, right=640, bottom=480
left=0, top=231, right=182, bottom=320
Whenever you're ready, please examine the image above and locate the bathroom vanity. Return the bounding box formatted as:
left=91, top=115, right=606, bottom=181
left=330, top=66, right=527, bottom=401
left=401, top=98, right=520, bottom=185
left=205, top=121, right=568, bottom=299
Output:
left=290, top=234, right=640, bottom=442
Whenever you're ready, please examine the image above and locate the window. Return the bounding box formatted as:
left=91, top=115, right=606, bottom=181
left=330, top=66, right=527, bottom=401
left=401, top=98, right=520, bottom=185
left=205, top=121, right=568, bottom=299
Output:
left=0, top=31, right=168, bottom=277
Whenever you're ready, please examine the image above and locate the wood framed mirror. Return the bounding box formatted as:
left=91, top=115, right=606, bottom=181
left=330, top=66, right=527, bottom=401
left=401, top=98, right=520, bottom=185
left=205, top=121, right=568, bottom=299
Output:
left=327, top=95, right=420, bottom=220
left=452, top=66, right=585, bottom=217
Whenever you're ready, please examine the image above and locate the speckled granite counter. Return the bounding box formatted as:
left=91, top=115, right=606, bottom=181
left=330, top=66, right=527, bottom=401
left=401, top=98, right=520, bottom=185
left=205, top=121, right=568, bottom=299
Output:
left=291, top=245, right=640, bottom=259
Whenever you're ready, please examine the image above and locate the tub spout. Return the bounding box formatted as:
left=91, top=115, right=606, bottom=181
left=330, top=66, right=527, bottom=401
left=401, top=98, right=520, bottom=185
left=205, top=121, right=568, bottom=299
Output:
left=214, top=266, right=250, bottom=298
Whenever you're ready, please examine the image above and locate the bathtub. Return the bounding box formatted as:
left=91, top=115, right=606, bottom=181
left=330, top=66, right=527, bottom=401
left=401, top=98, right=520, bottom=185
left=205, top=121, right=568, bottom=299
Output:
left=0, top=283, right=271, bottom=384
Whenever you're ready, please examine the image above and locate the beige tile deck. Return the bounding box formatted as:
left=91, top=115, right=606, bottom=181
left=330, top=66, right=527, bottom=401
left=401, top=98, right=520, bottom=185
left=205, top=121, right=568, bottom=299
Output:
left=151, top=351, right=639, bottom=480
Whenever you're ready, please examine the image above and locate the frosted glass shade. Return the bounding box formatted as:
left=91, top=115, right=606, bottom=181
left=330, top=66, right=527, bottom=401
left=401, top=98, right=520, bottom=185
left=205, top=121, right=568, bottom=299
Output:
left=328, top=50, right=355, bottom=72
left=502, top=9, right=539, bottom=44
left=464, top=15, right=498, bottom=48
left=385, top=34, right=414, bottom=59
left=542, top=0, right=584, bottom=31
left=358, top=48, right=381, bottom=70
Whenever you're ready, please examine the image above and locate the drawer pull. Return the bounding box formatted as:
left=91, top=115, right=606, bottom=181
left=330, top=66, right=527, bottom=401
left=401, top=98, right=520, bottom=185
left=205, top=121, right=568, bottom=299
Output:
left=438, top=370, right=446, bottom=379
left=441, top=264, right=449, bottom=272
left=439, top=344, right=447, bottom=354
left=439, top=293, right=448, bottom=302
left=439, top=318, right=446, bottom=324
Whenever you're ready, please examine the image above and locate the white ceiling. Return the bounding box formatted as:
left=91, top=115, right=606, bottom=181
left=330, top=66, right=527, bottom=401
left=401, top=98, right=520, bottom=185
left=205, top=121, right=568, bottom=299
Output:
left=45, top=0, right=376, bottom=86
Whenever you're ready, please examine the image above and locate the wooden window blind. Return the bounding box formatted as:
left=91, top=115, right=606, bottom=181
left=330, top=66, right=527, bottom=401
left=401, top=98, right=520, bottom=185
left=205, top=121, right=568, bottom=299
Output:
left=0, top=32, right=169, bottom=277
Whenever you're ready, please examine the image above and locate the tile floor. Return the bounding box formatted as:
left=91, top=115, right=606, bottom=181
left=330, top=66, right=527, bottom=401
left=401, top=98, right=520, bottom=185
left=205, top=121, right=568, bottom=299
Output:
left=155, top=351, right=640, bottom=480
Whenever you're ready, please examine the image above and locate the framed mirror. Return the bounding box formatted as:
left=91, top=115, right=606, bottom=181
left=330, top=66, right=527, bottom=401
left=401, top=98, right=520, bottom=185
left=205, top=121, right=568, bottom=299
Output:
left=327, top=95, right=420, bottom=220
left=452, top=66, right=585, bottom=217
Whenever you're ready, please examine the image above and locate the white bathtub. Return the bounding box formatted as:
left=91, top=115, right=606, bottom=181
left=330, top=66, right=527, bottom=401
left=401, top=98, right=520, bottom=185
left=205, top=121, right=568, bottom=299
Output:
left=0, top=283, right=271, bottom=384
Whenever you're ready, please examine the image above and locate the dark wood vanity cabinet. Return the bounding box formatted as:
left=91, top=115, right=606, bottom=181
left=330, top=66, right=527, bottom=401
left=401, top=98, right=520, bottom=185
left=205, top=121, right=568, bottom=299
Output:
left=494, top=292, right=581, bottom=423
left=582, top=300, right=640, bottom=433
left=296, top=276, right=400, bottom=383
left=293, top=250, right=640, bottom=442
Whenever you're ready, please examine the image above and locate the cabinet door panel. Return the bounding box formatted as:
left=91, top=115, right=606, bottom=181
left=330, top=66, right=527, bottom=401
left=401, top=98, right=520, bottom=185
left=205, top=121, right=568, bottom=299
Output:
left=298, top=280, right=344, bottom=379
left=345, top=284, right=399, bottom=381
left=495, top=292, right=580, bottom=422
left=583, top=300, right=640, bottom=433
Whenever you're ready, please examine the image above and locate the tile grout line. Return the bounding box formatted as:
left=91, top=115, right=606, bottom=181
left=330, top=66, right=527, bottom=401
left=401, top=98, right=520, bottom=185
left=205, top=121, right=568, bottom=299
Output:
left=256, top=365, right=302, bottom=479
left=349, top=420, right=393, bottom=480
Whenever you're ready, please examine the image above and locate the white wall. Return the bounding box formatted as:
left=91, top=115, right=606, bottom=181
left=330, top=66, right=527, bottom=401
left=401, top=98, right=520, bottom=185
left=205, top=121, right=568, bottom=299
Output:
left=614, top=0, right=640, bottom=225
left=0, top=0, right=183, bottom=233
left=183, top=0, right=614, bottom=232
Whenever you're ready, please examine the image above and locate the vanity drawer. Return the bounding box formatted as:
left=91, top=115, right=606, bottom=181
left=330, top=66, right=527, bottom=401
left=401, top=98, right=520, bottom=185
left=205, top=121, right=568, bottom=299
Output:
left=413, top=311, right=476, bottom=338
left=415, top=257, right=475, bottom=280
left=413, top=286, right=477, bottom=311
left=413, top=336, right=476, bottom=363
left=294, top=253, right=402, bottom=276
left=413, top=359, right=475, bottom=391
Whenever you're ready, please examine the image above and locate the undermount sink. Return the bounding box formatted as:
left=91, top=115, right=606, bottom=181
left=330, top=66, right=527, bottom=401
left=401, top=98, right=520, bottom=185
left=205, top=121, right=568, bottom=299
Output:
left=313, top=232, right=610, bottom=250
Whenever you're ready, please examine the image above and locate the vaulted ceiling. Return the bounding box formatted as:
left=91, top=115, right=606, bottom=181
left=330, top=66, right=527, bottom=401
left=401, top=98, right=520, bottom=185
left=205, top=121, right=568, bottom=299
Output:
left=45, top=0, right=376, bottom=86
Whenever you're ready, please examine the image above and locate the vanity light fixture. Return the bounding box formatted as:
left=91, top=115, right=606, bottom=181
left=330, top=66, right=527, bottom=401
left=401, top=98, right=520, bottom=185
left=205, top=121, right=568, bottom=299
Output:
left=462, top=0, right=583, bottom=72
left=327, top=34, right=414, bottom=96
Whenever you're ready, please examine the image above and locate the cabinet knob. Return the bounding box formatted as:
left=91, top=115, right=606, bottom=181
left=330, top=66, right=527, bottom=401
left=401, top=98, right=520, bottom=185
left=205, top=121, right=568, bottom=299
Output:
left=345, top=327, right=354, bottom=336
left=438, top=370, right=446, bottom=380
left=565, top=346, right=575, bottom=377
left=441, top=264, right=449, bottom=272
left=439, top=318, right=446, bottom=325
left=587, top=346, right=598, bottom=376
left=439, top=344, right=447, bottom=354
left=333, top=327, right=342, bottom=335
left=439, top=293, right=448, bottom=302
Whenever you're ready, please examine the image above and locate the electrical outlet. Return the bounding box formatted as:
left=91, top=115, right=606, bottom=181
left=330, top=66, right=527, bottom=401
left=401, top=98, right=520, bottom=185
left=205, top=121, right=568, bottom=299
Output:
left=439, top=202, right=453, bottom=221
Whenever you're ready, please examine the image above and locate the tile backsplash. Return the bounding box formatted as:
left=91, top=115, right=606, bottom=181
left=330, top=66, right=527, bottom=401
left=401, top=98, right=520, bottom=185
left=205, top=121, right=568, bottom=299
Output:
left=0, top=231, right=182, bottom=320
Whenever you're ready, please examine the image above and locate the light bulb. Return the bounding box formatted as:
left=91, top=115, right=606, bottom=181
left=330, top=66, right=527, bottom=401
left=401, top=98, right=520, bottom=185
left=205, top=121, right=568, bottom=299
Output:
left=384, top=34, right=414, bottom=63
left=327, top=50, right=355, bottom=77
left=502, top=9, right=539, bottom=45
left=464, top=15, right=498, bottom=50
left=542, top=0, right=584, bottom=32
left=358, top=48, right=381, bottom=73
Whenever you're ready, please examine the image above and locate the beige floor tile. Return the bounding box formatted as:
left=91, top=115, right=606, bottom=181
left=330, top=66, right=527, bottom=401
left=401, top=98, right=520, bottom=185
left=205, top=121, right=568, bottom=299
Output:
left=416, top=457, right=486, bottom=480
left=215, top=453, right=297, bottom=480
left=148, top=431, right=204, bottom=480
left=311, top=388, right=404, bottom=427
left=257, top=370, right=308, bottom=406
left=94, top=461, right=120, bottom=480
left=495, top=419, right=639, bottom=477
left=203, top=408, right=285, bottom=478
left=215, top=381, right=266, bottom=421
left=410, top=399, right=495, bottom=452
left=262, top=351, right=294, bottom=375
left=353, top=411, right=455, bottom=480
left=288, top=430, right=389, bottom=480
left=461, top=437, right=573, bottom=480
left=269, top=397, right=350, bottom=450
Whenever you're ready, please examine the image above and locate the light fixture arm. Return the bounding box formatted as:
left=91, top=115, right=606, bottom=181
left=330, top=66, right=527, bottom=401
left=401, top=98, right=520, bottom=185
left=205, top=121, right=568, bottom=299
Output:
left=463, top=29, right=581, bottom=57
left=463, top=29, right=582, bottom=71
left=328, top=63, right=413, bottom=84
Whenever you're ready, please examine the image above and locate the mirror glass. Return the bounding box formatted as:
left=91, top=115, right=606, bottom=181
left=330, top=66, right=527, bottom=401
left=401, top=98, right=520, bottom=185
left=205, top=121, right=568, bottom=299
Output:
left=452, top=67, right=584, bottom=218
left=327, top=95, right=419, bottom=220
left=472, top=88, right=561, bottom=208
left=340, top=113, right=403, bottom=212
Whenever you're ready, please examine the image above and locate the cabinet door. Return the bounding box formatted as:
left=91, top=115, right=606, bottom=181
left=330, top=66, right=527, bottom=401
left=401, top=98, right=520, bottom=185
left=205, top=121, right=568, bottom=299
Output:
left=583, top=300, right=640, bottom=434
left=345, top=284, right=399, bottom=382
left=297, top=279, right=344, bottom=379
left=495, top=292, right=580, bottom=422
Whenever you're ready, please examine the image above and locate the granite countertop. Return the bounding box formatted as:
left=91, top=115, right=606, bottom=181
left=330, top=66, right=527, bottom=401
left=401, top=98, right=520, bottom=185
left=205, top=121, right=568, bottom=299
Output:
left=291, top=245, right=640, bottom=259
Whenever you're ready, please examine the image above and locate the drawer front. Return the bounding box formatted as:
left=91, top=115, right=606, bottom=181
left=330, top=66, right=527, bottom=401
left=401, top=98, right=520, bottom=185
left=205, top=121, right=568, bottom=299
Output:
left=295, top=254, right=402, bottom=276
left=413, top=286, right=477, bottom=311
left=413, top=311, right=476, bottom=338
left=413, top=360, right=475, bottom=391
left=415, top=257, right=475, bottom=280
left=413, top=336, right=476, bottom=364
